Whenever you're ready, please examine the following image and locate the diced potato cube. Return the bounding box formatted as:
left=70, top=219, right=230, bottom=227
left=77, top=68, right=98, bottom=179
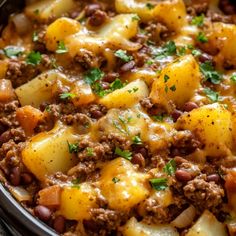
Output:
left=0, top=61, right=8, bottom=79
left=45, top=17, right=81, bottom=51
left=59, top=183, right=98, bottom=220
left=25, top=0, right=76, bottom=22
left=176, top=103, right=233, bottom=157
left=15, top=70, right=68, bottom=108
left=150, top=55, right=201, bottom=110
left=99, top=158, right=150, bottom=211
left=0, top=79, right=15, bottom=102
left=99, top=80, right=149, bottom=109
left=22, top=122, right=78, bottom=181
left=16, top=105, right=43, bottom=136
left=122, top=217, right=179, bottom=236
left=186, top=210, right=227, bottom=236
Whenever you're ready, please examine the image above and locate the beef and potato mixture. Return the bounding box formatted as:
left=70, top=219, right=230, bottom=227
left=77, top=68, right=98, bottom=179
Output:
left=1, top=0, right=236, bottom=235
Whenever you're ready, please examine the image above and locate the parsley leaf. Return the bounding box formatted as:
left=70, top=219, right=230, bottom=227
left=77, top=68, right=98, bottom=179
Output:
left=67, top=141, right=79, bottom=153
left=197, top=32, right=208, bottom=43
left=32, top=31, right=39, bottom=42
left=146, top=3, right=155, bottom=9
left=128, top=87, right=139, bottom=93
left=110, top=78, right=124, bottom=91
left=155, top=41, right=177, bottom=59
left=191, top=14, right=204, bottom=27
left=149, top=178, right=168, bottom=191
left=132, top=135, right=142, bottom=145
left=152, top=114, right=165, bottom=122
left=115, top=49, right=133, bottom=62
left=112, top=177, right=120, bottom=183
left=230, top=74, right=236, bottom=83
left=170, top=85, right=176, bottom=91
left=164, top=74, right=170, bottom=83
left=60, top=92, right=75, bottom=100
left=56, top=41, right=68, bottom=54
left=200, top=61, right=222, bottom=84
left=132, top=14, right=140, bottom=21
left=4, top=46, right=24, bottom=58
left=115, top=147, right=132, bottom=161
left=203, top=87, right=219, bottom=102
left=86, top=147, right=94, bottom=157
left=71, top=178, right=80, bottom=185
left=84, top=68, right=104, bottom=85
left=192, top=49, right=202, bottom=57
left=163, top=160, right=176, bottom=176
left=177, top=46, right=186, bottom=56
left=26, top=51, right=42, bottom=65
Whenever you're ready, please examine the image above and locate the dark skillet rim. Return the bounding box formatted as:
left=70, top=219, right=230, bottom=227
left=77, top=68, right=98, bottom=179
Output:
left=0, top=183, right=58, bottom=236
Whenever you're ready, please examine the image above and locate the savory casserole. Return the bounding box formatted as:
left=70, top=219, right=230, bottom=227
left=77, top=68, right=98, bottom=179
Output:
left=0, top=0, right=236, bottom=235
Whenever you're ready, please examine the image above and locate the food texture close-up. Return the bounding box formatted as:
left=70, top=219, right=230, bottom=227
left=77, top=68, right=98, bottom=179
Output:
left=1, top=0, right=236, bottom=235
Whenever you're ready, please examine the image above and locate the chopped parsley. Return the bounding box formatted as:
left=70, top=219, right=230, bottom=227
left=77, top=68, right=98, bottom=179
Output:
left=132, top=14, right=140, bottom=21
left=56, top=41, right=68, bottom=54
left=112, top=177, right=120, bottom=183
left=197, top=32, right=208, bottom=43
left=165, top=85, right=168, bottom=93
left=192, top=49, right=202, bottom=57
left=4, top=46, right=24, bottom=58
left=152, top=114, right=165, bottom=122
left=128, top=87, right=139, bottom=93
left=132, top=135, right=142, bottom=145
left=146, top=3, right=155, bottom=9
left=191, top=14, right=204, bottom=27
left=164, top=74, right=170, bottom=83
left=155, top=41, right=177, bottom=59
left=34, top=9, right=39, bottom=15
left=203, top=87, right=219, bottom=102
left=115, top=49, right=133, bottom=62
left=115, top=147, right=132, bottom=161
left=32, top=31, right=39, bottom=42
left=67, top=141, right=79, bottom=153
left=71, top=178, right=80, bottom=185
left=110, top=79, right=124, bottom=91
left=163, top=159, right=176, bottom=176
left=149, top=178, right=168, bottom=191
left=84, top=68, right=104, bottom=85
left=86, top=147, right=94, bottom=157
left=59, top=92, right=75, bottom=100
left=230, top=74, right=236, bottom=83
left=200, top=61, right=222, bottom=84
left=177, top=46, right=186, bottom=56
left=26, top=51, right=42, bottom=65
left=170, top=85, right=176, bottom=91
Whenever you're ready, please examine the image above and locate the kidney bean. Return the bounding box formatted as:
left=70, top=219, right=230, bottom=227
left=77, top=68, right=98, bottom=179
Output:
left=198, top=53, right=213, bottom=63
left=83, top=220, right=99, bottom=231
left=120, top=61, right=135, bottom=73
left=207, top=174, right=220, bottom=183
left=131, top=153, right=145, bottom=167
left=34, top=205, right=52, bottom=222
left=103, top=72, right=119, bottom=83
left=88, top=10, right=107, bottom=27
left=21, top=173, right=33, bottom=185
left=53, top=216, right=66, bottom=234
left=101, top=82, right=110, bottom=90
left=183, top=102, right=198, bottom=112
left=171, top=109, right=183, bottom=122
left=85, top=4, right=101, bottom=17
left=175, top=169, right=193, bottom=182
left=9, top=166, right=21, bottom=186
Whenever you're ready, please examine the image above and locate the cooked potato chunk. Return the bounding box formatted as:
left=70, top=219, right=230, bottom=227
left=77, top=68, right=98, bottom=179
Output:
left=15, top=70, right=68, bottom=108
left=59, top=183, right=98, bottom=220
left=99, top=80, right=149, bottom=109
left=45, top=17, right=81, bottom=51
left=186, top=210, right=227, bottom=236
left=122, top=217, right=179, bottom=236
left=176, top=103, right=233, bottom=157
left=99, top=158, right=150, bottom=211
left=150, top=55, right=201, bottom=110
left=0, top=79, right=15, bottom=102
left=25, top=0, right=76, bottom=22
left=22, top=122, right=78, bottom=181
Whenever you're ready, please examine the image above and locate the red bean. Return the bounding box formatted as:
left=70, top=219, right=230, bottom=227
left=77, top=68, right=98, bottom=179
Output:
left=21, top=173, right=33, bottom=185
left=120, top=61, right=135, bottom=73
left=207, top=174, right=220, bottom=183
left=198, top=53, right=213, bottom=63
left=101, top=82, right=110, bottom=90
left=9, top=167, right=21, bottom=186
left=90, top=110, right=103, bottom=119
left=183, top=102, right=198, bottom=112
left=34, top=205, right=52, bottom=222
left=175, top=169, right=193, bottom=182
left=103, top=72, right=119, bottom=83
left=85, top=4, right=102, bottom=17
left=53, top=216, right=66, bottom=234
left=88, top=10, right=107, bottom=27
left=131, top=153, right=145, bottom=167
left=171, top=109, right=183, bottom=122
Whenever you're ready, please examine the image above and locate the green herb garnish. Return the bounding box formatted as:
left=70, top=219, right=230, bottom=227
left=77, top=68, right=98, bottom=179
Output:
left=86, top=147, right=94, bottom=157
left=203, top=87, right=219, bottom=102
left=67, top=141, right=79, bottom=153
left=56, top=41, right=68, bottom=54
left=32, top=32, right=39, bottom=42
left=84, top=68, right=104, bottom=85
left=146, top=3, right=155, bottom=9
left=149, top=178, right=168, bottom=191
left=112, top=177, right=120, bottom=183
left=132, top=14, right=140, bottom=21
left=197, top=32, right=208, bottom=43
left=164, top=74, right=170, bottom=83
left=155, top=41, right=177, bottom=59
left=115, top=147, right=132, bottom=161
left=4, top=46, right=24, bottom=58
left=26, top=51, right=42, bottom=65
left=170, top=85, right=176, bottom=91
left=115, top=49, right=133, bottom=62
left=163, top=159, right=176, bottom=176
left=230, top=74, right=236, bottom=83
left=132, top=135, right=142, bottom=145
left=200, top=61, right=222, bottom=84
left=60, top=93, right=75, bottom=100
left=191, top=14, right=204, bottom=27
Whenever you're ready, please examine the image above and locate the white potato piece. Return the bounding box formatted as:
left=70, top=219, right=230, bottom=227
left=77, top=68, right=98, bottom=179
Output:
left=25, top=0, right=76, bottom=21
left=186, top=210, right=227, bottom=236
left=22, top=122, right=78, bottom=181
left=122, top=217, right=179, bottom=236
left=99, top=80, right=149, bottom=109
left=59, top=183, right=98, bottom=220
left=15, top=70, right=67, bottom=108
left=99, top=158, right=150, bottom=211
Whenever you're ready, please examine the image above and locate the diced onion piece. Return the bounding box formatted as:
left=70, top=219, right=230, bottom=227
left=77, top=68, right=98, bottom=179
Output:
left=0, top=79, right=15, bottom=103
left=171, top=205, right=196, bottom=228
left=9, top=186, right=32, bottom=202
left=12, top=13, right=32, bottom=35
